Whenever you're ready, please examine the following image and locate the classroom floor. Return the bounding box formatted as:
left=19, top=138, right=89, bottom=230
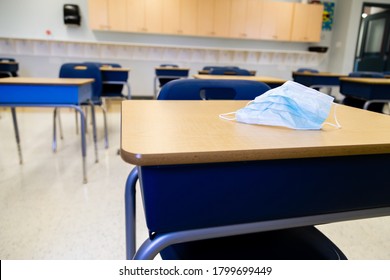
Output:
left=1, top=103, right=390, bottom=260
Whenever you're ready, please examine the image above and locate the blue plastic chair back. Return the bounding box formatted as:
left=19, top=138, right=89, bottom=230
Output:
left=296, top=68, right=319, bottom=73
left=158, top=79, right=270, bottom=100
left=209, top=67, right=251, bottom=76
left=203, top=66, right=240, bottom=71
left=59, top=62, right=102, bottom=103
left=0, top=57, right=18, bottom=77
left=348, top=71, right=385, bottom=78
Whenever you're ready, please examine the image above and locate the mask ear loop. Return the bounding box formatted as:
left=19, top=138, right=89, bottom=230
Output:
left=323, top=103, right=342, bottom=129
left=219, top=100, right=253, bottom=121
left=219, top=112, right=236, bottom=121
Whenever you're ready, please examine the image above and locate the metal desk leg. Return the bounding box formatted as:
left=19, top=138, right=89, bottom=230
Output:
left=11, top=107, right=23, bottom=164
left=125, top=167, right=139, bottom=260
left=73, top=106, right=88, bottom=184
left=89, top=102, right=99, bottom=163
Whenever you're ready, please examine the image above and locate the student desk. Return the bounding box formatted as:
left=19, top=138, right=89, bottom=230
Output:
left=193, top=74, right=286, bottom=88
left=100, top=66, right=131, bottom=98
left=292, top=72, right=347, bottom=88
left=0, top=77, right=95, bottom=183
left=121, top=100, right=390, bottom=259
left=339, top=77, right=390, bottom=109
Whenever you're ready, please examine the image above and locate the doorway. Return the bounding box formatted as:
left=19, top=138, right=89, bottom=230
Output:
left=354, top=3, right=390, bottom=72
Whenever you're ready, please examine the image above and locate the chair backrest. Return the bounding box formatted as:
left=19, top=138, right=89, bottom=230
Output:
left=0, top=57, right=18, bottom=77
left=160, top=64, right=178, bottom=68
left=348, top=71, right=385, bottom=78
left=209, top=67, right=251, bottom=76
left=157, top=79, right=271, bottom=100
left=296, top=68, right=319, bottom=73
left=202, top=65, right=240, bottom=71
left=59, top=62, right=102, bottom=102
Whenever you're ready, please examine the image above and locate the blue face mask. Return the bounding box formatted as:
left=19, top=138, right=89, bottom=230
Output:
left=220, top=81, right=341, bottom=130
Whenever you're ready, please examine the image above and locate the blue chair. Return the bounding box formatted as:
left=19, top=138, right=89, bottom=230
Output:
left=209, top=67, right=251, bottom=76
left=341, top=71, right=386, bottom=113
left=154, top=64, right=189, bottom=98
left=55, top=63, right=108, bottom=158
left=202, top=65, right=239, bottom=71
left=296, top=68, right=319, bottom=74
left=158, top=79, right=270, bottom=100
left=0, top=57, right=18, bottom=78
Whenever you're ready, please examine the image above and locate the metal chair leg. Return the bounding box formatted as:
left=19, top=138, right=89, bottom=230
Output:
left=125, top=167, right=139, bottom=260
left=89, top=102, right=99, bottom=163
left=52, top=108, right=58, bottom=153
left=101, top=106, right=109, bottom=149
left=11, top=107, right=23, bottom=164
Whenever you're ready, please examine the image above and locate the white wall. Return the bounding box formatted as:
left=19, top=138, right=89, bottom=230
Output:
left=2, top=0, right=374, bottom=97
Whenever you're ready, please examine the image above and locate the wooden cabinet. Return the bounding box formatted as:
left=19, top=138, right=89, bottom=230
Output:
left=163, top=0, right=197, bottom=35
left=260, top=1, right=294, bottom=41
left=108, top=0, right=127, bottom=31
left=230, top=0, right=263, bottom=39
left=88, top=0, right=127, bottom=31
left=197, top=0, right=231, bottom=37
left=291, top=3, right=324, bottom=42
left=88, top=0, right=324, bottom=43
left=127, top=0, right=163, bottom=33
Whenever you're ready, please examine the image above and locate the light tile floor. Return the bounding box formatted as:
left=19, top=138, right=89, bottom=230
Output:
left=0, top=106, right=390, bottom=260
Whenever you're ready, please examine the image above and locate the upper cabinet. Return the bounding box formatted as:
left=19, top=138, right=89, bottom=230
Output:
left=229, top=0, right=263, bottom=39
left=197, top=0, right=231, bottom=38
left=291, top=3, right=324, bottom=42
left=88, top=0, right=127, bottom=31
left=127, top=0, right=163, bottom=33
left=259, top=1, right=294, bottom=41
left=163, top=0, right=197, bottom=35
left=88, top=0, right=324, bottom=43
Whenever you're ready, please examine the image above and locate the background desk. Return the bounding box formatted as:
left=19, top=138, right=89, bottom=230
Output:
left=339, top=77, right=390, bottom=109
left=121, top=100, right=390, bottom=259
left=0, top=77, right=94, bottom=183
left=0, top=61, right=18, bottom=77
left=193, top=74, right=286, bottom=88
left=292, top=72, right=347, bottom=97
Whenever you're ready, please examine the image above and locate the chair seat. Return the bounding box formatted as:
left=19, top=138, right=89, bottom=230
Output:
left=160, top=226, right=347, bottom=260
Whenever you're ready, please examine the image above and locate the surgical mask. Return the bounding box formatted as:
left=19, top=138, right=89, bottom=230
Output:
left=220, top=81, right=341, bottom=130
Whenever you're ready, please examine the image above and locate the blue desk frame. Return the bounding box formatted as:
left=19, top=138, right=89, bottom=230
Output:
left=0, top=77, right=96, bottom=183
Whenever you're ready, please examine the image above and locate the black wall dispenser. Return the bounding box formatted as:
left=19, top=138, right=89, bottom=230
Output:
left=63, top=4, right=81, bottom=26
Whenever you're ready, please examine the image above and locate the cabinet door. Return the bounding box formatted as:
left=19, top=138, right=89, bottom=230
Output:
left=197, top=0, right=215, bottom=36
left=163, top=0, right=197, bottom=35
left=108, top=0, right=127, bottom=31
left=260, top=1, right=293, bottom=41
left=163, top=0, right=181, bottom=34
left=230, top=0, right=262, bottom=39
left=291, top=3, right=323, bottom=42
left=230, top=0, right=247, bottom=38
left=145, top=0, right=163, bottom=33
left=214, top=0, right=231, bottom=37
left=245, top=0, right=262, bottom=38
left=181, top=0, right=198, bottom=35
left=127, top=0, right=145, bottom=32
left=88, top=0, right=109, bottom=30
